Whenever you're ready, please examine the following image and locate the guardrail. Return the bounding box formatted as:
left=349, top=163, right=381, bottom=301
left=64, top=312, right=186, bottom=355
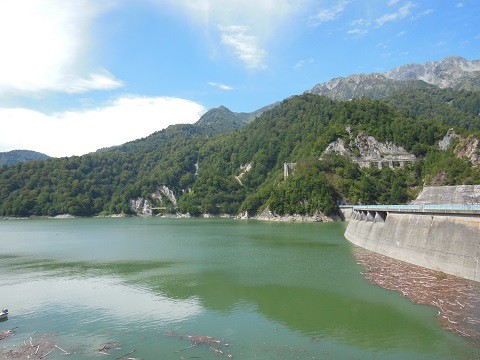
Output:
left=353, top=204, right=480, bottom=212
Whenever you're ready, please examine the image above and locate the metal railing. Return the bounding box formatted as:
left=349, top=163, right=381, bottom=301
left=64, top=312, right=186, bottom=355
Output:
left=353, top=204, right=480, bottom=212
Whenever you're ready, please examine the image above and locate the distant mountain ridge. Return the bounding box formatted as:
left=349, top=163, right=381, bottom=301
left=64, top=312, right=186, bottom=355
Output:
left=385, top=56, right=480, bottom=90
left=308, top=56, right=480, bottom=100
left=0, top=150, right=50, bottom=166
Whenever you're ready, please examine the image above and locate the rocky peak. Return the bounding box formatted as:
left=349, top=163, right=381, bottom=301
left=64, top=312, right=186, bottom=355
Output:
left=385, top=56, right=480, bottom=90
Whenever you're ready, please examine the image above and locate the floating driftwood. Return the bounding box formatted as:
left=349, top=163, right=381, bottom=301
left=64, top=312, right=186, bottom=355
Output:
left=0, top=328, right=16, bottom=341
left=1, top=333, right=74, bottom=359
left=353, top=247, right=480, bottom=345
left=165, top=332, right=233, bottom=358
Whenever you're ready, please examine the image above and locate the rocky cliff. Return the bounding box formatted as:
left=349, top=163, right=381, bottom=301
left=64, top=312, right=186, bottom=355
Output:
left=323, top=132, right=416, bottom=166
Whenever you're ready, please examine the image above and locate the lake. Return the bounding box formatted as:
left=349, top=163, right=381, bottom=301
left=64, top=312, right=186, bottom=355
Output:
left=0, top=217, right=478, bottom=359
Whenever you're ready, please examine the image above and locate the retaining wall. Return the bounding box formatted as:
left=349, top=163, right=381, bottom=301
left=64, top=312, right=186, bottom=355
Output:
left=345, top=211, right=480, bottom=282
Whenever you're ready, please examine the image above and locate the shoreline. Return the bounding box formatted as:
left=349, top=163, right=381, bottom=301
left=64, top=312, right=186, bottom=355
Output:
left=0, top=210, right=344, bottom=222
left=353, top=247, right=480, bottom=346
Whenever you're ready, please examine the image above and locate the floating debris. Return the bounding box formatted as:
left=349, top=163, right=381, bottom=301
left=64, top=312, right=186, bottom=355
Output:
left=99, top=341, right=123, bottom=354
left=165, top=332, right=232, bottom=358
left=353, top=247, right=480, bottom=345
left=0, top=333, right=74, bottom=359
left=0, top=328, right=16, bottom=341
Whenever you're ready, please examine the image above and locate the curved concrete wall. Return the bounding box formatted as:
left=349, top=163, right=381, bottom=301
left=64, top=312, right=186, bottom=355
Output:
left=345, top=212, right=480, bottom=282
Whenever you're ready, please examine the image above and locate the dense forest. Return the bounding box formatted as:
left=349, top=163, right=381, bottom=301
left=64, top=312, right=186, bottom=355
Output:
left=1, top=88, right=479, bottom=218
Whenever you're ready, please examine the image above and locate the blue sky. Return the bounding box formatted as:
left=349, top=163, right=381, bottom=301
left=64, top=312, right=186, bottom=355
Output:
left=0, top=0, right=478, bottom=156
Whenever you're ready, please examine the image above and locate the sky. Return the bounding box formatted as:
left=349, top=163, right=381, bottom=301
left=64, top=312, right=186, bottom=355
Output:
left=0, top=0, right=478, bottom=157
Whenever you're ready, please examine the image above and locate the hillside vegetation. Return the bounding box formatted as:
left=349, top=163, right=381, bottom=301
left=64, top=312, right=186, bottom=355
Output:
left=0, top=91, right=479, bottom=218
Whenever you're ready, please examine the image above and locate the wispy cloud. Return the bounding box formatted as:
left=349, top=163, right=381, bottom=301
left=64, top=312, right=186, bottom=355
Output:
left=456, top=2, right=465, bottom=7
left=376, top=40, right=391, bottom=49
left=351, top=18, right=371, bottom=27
left=0, top=0, right=122, bottom=95
left=376, top=2, right=415, bottom=26
left=219, top=25, right=267, bottom=69
left=309, top=0, right=349, bottom=26
left=388, top=0, right=401, bottom=5
left=208, top=82, right=234, bottom=90
left=411, top=9, right=433, bottom=20
left=0, top=96, right=206, bottom=157
left=397, top=30, right=407, bottom=36
left=347, top=28, right=368, bottom=37
left=294, top=58, right=314, bottom=71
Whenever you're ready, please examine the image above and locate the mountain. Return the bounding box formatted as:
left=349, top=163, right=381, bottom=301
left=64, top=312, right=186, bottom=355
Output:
left=308, top=56, right=480, bottom=101
left=0, top=150, right=50, bottom=166
left=308, top=73, right=432, bottom=100
left=195, top=105, right=249, bottom=134
left=385, top=56, right=480, bottom=91
left=1, top=56, right=480, bottom=218
left=1, top=93, right=479, bottom=218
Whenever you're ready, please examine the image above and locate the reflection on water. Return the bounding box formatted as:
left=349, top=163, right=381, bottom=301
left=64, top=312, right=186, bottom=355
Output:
left=0, top=218, right=478, bottom=359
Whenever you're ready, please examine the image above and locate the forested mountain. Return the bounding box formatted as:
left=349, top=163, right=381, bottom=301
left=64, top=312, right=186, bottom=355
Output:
left=1, top=56, right=480, bottom=218
left=384, top=87, right=480, bottom=131
left=1, top=92, right=479, bottom=218
left=0, top=150, right=50, bottom=166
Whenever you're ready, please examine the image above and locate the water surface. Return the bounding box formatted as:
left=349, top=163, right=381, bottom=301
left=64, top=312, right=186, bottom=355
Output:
left=0, top=218, right=478, bottom=359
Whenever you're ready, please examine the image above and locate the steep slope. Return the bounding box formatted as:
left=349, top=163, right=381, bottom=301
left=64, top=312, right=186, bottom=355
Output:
left=384, top=87, right=480, bottom=131
left=0, top=150, right=50, bottom=166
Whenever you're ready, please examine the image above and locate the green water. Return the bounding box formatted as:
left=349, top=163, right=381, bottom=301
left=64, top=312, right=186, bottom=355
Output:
left=0, top=218, right=478, bottom=359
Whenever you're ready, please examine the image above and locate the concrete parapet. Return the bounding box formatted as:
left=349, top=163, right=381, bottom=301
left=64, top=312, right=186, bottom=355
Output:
left=345, top=212, right=480, bottom=282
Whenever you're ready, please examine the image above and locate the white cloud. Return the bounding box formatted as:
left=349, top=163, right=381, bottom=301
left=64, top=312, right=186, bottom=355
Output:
left=397, top=30, right=407, bottom=36
left=208, top=82, right=234, bottom=90
left=0, top=0, right=122, bottom=95
left=294, top=58, right=314, bottom=70
left=309, top=0, right=350, bottom=25
left=0, top=96, right=206, bottom=157
left=456, top=2, right=464, bottom=7
left=376, top=2, right=415, bottom=26
left=152, top=0, right=305, bottom=69
left=219, top=25, right=267, bottom=69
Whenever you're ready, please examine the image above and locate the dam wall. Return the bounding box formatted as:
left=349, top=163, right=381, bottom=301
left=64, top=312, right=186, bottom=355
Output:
left=345, top=211, right=479, bottom=282
left=344, top=186, right=480, bottom=282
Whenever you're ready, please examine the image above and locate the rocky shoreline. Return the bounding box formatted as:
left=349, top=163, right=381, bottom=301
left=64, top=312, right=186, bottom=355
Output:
left=353, top=247, right=480, bottom=346
left=1, top=210, right=342, bottom=222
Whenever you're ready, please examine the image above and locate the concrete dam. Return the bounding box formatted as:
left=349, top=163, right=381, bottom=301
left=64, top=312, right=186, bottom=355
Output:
left=344, top=186, right=480, bottom=282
